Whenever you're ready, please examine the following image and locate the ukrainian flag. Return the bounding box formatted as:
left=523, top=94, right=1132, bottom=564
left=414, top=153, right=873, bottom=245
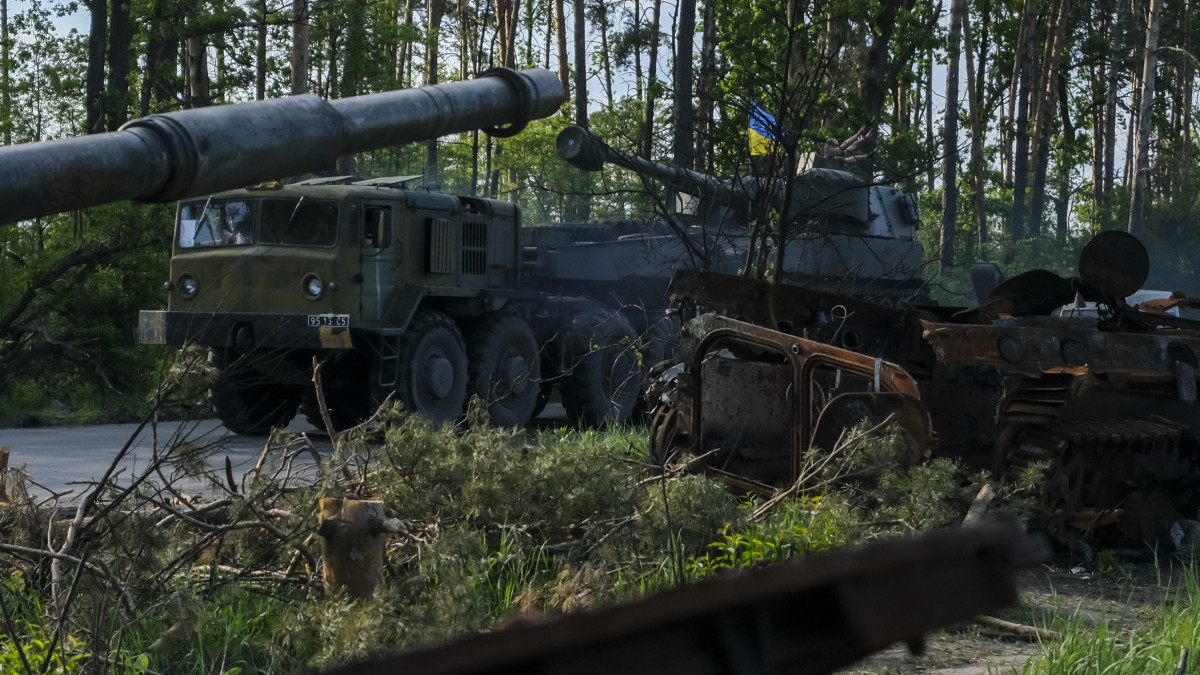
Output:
left=748, top=101, right=780, bottom=155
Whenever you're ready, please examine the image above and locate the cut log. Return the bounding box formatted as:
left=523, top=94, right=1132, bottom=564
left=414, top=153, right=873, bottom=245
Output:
left=318, top=498, right=393, bottom=599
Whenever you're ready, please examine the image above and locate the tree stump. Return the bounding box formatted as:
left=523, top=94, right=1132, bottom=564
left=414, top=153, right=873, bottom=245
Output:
left=318, top=498, right=390, bottom=599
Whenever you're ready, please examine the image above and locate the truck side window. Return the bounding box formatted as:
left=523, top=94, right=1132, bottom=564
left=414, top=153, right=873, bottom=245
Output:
left=365, top=207, right=392, bottom=249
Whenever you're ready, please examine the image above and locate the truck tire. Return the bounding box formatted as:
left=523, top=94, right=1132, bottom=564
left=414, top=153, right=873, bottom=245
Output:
left=211, top=369, right=300, bottom=435
left=299, top=353, right=374, bottom=431
left=561, top=309, right=641, bottom=426
left=299, top=385, right=373, bottom=432
left=465, top=312, right=542, bottom=427
left=380, top=310, right=469, bottom=425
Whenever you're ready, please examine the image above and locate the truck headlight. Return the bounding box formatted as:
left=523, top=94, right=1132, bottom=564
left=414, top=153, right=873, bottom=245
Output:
left=304, top=274, right=324, bottom=299
left=178, top=275, right=197, bottom=297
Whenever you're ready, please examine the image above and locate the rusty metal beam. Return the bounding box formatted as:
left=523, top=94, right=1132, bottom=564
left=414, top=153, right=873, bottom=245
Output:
left=329, top=524, right=1045, bottom=675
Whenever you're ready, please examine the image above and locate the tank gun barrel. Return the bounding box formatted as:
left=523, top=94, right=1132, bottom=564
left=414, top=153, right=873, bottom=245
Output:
left=0, top=68, right=564, bottom=225
left=556, top=125, right=743, bottom=206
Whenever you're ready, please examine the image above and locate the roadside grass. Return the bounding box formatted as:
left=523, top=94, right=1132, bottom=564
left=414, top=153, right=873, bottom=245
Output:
left=0, top=397, right=1039, bottom=673
left=1022, top=563, right=1200, bottom=675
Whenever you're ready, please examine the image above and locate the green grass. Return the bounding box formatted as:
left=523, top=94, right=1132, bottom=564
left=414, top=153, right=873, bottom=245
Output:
left=0, top=406, right=982, bottom=673
left=1023, top=564, right=1200, bottom=674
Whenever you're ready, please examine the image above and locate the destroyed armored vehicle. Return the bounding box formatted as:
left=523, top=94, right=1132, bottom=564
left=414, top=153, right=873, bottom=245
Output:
left=649, top=231, right=1200, bottom=551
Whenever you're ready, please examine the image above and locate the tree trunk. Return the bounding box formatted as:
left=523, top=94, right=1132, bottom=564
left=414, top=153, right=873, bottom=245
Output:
left=594, top=1, right=614, bottom=107
left=632, top=0, right=643, bottom=100
left=963, top=3, right=987, bottom=248
left=555, top=0, right=569, bottom=99
left=186, top=35, right=209, bottom=108
left=1089, top=5, right=1106, bottom=225
left=642, top=0, right=661, bottom=157
left=1102, top=0, right=1125, bottom=225
left=256, top=0, right=267, bottom=100
left=573, top=0, right=586, bottom=126
left=1129, top=0, right=1163, bottom=238
left=1, top=0, right=8, bottom=145
left=673, top=0, right=695, bottom=169
left=424, top=0, right=445, bottom=184
left=290, top=0, right=309, bottom=94
left=1008, top=0, right=1039, bottom=242
left=1027, top=0, right=1070, bottom=238
left=695, top=0, right=716, bottom=170
left=1179, top=0, right=1193, bottom=198
left=84, top=0, right=107, bottom=132
left=926, top=47, right=935, bottom=188
left=105, top=0, right=131, bottom=130
left=940, top=0, right=963, bottom=275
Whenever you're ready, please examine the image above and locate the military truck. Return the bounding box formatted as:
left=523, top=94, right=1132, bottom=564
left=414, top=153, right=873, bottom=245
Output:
left=139, top=175, right=658, bottom=433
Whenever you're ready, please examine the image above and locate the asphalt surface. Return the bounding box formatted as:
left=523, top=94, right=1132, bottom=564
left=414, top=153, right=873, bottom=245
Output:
left=0, top=417, right=328, bottom=502
left=0, top=403, right=567, bottom=502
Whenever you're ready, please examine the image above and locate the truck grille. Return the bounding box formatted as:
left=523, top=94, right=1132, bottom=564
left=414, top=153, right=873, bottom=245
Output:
left=427, top=217, right=454, bottom=274
left=462, top=220, right=487, bottom=276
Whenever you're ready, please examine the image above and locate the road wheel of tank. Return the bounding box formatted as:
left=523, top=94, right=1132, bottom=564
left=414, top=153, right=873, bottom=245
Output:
left=561, top=309, right=641, bottom=426
left=465, top=312, right=542, bottom=427
left=378, top=310, right=469, bottom=425
left=210, top=368, right=300, bottom=435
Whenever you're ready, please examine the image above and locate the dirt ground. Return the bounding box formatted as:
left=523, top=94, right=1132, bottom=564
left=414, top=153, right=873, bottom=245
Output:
left=841, top=554, right=1179, bottom=674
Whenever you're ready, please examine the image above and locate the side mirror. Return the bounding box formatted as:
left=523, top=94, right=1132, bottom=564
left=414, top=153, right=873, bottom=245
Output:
left=365, top=207, right=391, bottom=249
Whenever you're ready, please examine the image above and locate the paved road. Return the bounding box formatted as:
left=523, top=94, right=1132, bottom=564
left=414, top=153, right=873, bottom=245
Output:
left=0, top=417, right=328, bottom=502
left=0, top=404, right=567, bottom=502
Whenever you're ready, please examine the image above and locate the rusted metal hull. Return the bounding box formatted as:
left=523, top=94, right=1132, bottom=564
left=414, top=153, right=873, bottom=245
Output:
left=330, top=524, right=1044, bottom=675
left=652, top=253, right=1200, bottom=550
left=649, top=313, right=931, bottom=491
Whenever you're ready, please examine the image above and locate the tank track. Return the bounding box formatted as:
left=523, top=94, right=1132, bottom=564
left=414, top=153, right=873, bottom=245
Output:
left=995, top=374, right=1194, bottom=555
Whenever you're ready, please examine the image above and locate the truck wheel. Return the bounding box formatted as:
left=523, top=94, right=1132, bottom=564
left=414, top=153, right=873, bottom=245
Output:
left=300, top=354, right=374, bottom=431
left=382, top=310, right=469, bottom=425
left=466, top=312, right=542, bottom=427
left=211, top=369, right=299, bottom=435
left=299, top=385, right=373, bottom=432
left=561, top=309, right=641, bottom=426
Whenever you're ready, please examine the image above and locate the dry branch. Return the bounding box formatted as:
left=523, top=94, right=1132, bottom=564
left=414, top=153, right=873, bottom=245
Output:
left=973, top=614, right=1059, bottom=641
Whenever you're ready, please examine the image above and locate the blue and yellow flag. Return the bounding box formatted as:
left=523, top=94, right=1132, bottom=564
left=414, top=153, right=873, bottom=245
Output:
left=748, top=101, right=780, bottom=155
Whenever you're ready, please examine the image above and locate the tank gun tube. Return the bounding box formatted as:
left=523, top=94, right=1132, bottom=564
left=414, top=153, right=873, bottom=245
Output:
left=0, top=68, right=564, bottom=225
left=556, top=125, right=741, bottom=206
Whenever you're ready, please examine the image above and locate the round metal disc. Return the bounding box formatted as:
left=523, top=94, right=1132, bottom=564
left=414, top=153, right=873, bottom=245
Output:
left=1078, top=230, right=1149, bottom=299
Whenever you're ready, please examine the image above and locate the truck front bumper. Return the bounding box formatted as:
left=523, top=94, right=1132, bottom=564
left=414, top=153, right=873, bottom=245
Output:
left=138, top=310, right=354, bottom=350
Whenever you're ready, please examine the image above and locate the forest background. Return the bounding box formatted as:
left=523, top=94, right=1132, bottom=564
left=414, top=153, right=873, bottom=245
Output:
left=0, top=0, right=1194, bottom=421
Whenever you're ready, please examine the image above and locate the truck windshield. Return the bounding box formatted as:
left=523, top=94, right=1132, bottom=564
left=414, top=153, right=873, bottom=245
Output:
left=177, top=197, right=339, bottom=248
left=178, top=199, right=254, bottom=248
left=258, top=198, right=339, bottom=246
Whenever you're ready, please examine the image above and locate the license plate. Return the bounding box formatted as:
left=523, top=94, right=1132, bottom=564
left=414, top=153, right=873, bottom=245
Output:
left=308, top=314, right=349, bottom=328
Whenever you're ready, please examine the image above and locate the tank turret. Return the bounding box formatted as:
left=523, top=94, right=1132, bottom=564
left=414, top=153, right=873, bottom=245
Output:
left=551, top=125, right=924, bottom=302
left=1, top=68, right=564, bottom=225
left=555, top=125, right=874, bottom=227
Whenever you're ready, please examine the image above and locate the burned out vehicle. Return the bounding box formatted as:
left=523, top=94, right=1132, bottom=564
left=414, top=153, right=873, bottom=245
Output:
left=649, top=231, right=1200, bottom=551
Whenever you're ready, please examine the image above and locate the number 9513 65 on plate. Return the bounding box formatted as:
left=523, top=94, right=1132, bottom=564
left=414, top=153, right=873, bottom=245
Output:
left=308, top=314, right=349, bottom=327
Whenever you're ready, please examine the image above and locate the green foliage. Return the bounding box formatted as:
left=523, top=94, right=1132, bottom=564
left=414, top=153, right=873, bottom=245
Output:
left=0, top=201, right=172, bottom=423
left=636, top=474, right=744, bottom=557
left=685, top=497, right=842, bottom=578
left=1023, top=566, right=1200, bottom=675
